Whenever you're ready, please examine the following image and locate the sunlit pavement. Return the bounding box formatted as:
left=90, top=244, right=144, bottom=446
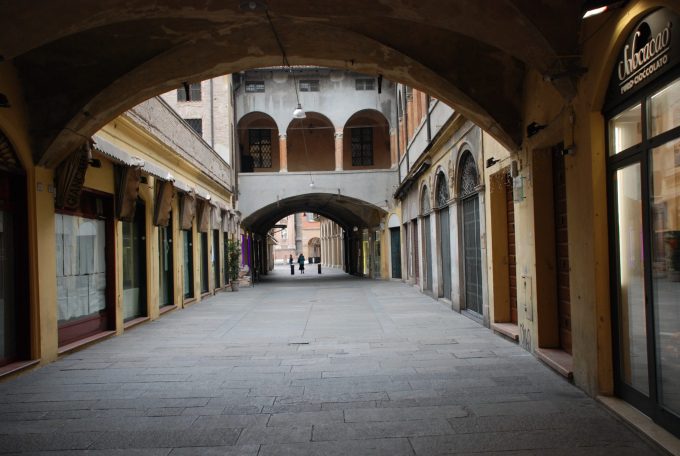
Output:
left=0, top=266, right=663, bottom=455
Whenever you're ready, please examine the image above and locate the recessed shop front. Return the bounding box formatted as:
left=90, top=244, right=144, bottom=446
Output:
left=0, top=153, right=29, bottom=368
left=606, top=7, right=680, bottom=437
left=56, top=190, right=114, bottom=346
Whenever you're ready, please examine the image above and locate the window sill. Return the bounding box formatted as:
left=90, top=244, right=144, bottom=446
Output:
left=0, top=359, right=40, bottom=379
left=58, top=330, right=116, bottom=356
left=597, top=395, right=680, bottom=455
left=492, top=322, right=519, bottom=342
left=535, top=348, right=573, bottom=380
left=159, top=305, right=176, bottom=315
left=123, top=316, right=149, bottom=330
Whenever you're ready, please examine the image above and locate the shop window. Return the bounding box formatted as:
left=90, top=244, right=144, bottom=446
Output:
left=200, top=232, right=209, bottom=294
left=177, top=83, right=201, bottom=102
left=248, top=129, right=272, bottom=168
left=182, top=229, right=194, bottom=299
left=299, top=80, right=319, bottom=92
left=351, top=127, right=373, bottom=166
left=650, top=78, right=680, bottom=137
left=609, top=103, right=641, bottom=155
left=245, top=81, right=265, bottom=93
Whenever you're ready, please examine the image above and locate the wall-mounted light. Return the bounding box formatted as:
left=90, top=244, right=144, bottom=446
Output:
left=526, top=122, right=546, bottom=138
left=486, top=157, right=499, bottom=168
left=582, top=0, right=627, bottom=19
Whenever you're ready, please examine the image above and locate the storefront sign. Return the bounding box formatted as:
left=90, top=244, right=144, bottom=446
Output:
left=607, top=8, right=680, bottom=108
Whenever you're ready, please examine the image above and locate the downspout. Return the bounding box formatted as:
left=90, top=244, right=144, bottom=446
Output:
left=210, top=78, right=215, bottom=147
left=395, top=82, right=402, bottom=183
left=403, top=87, right=410, bottom=173
left=426, top=94, right=432, bottom=143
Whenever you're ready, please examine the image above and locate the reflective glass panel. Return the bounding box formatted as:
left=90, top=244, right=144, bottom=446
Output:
left=610, top=104, right=642, bottom=155
left=183, top=230, right=193, bottom=299
left=615, top=163, right=649, bottom=395
left=55, top=214, right=107, bottom=323
left=0, top=211, right=16, bottom=362
left=650, top=79, right=680, bottom=138
left=651, top=139, right=680, bottom=416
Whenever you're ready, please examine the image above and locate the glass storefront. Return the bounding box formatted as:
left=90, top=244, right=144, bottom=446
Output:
left=608, top=75, right=680, bottom=434
left=182, top=228, right=194, bottom=299
left=158, top=221, right=173, bottom=308
left=55, top=191, right=112, bottom=346
left=0, top=209, right=16, bottom=364
left=122, top=202, right=146, bottom=321
left=200, top=232, right=209, bottom=293
left=212, top=229, right=220, bottom=289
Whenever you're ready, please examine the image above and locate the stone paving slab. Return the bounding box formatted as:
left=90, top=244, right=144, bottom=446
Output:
left=0, top=266, right=665, bottom=455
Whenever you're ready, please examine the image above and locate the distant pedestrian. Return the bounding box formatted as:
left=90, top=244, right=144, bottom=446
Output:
left=289, top=254, right=293, bottom=265
left=297, top=253, right=305, bottom=274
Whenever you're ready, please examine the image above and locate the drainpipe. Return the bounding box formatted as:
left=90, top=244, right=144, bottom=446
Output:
left=403, top=87, right=410, bottom=173
left=426, top=94, right=432, bottom=143
left=210, top=78, right=215, bottom=147
left=395, top=83, right=402, bottom=183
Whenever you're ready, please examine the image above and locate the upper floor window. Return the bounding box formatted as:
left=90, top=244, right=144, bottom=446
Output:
left=299, top=80, right=320, bottom=92
left=351, top=127, right=373, bottom=166
left=245, top=81, right=265, bottom=93
left=185, top=118, right=203, bottom=136
left=248, top=129, right=272, bottom=168
left=177, top=83, right=201, bottom=102
left=355, top=78, right=375, bottom=91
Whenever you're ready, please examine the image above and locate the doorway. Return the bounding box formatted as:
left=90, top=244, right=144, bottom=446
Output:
left=158, top=220, right=173, bottom=309
left=122, top=200, right=147, bottom=322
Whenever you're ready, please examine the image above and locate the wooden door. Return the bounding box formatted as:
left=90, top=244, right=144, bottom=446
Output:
left=553, top=150, right=571, bottom=353
left=506, top=176, right=518, bottom=324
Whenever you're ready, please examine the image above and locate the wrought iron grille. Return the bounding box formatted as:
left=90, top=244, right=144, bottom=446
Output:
left=249, top=129, right=272, bottom=168
left=435, top=172, right=449, bottom=208
left=351, top=127, right=373, bottom=166
left=460, top=153, right=478, bottom=198
left=421, top=186, right=431, bottom=213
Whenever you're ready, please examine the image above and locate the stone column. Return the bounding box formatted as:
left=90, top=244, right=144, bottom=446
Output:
left=334, top=130, right=343, bottom=171
left=279, top=134, right=288, bottom=172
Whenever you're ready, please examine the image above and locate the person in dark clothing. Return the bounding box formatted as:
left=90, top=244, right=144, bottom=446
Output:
left=297, top=253, right=305, bottom=274
left=289, top=254, right=293, bottom=265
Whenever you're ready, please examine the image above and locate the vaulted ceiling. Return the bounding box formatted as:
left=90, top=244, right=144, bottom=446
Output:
left=0, top=0, right=583, bottom=166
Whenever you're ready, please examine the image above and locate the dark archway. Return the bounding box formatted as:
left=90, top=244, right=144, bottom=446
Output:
left=343, top=109, right=392, bottom=170
left=237, top=112, right=279, bottom=172
left=0, top=1, right=583, bottom=166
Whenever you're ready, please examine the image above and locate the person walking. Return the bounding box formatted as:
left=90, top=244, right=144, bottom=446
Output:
left=297, top=253, right=305, bottom=274
left=289, top=254, right=293, bottom=265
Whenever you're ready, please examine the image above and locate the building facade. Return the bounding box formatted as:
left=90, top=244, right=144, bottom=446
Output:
left=0, top=95, right=237, bottom=375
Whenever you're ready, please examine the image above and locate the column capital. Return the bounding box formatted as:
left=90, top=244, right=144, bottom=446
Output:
left=279, top=134, right=287, bottom=139
left=334, top=132, right=343, bottom=139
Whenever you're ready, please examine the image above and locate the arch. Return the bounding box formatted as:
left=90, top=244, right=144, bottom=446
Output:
left=435, top=169, right=449, bottom=208
left=458, top=151, right=479, bottom=198
left=242, top=193, right=386, bottom=236
left=285, top=112, right=335, bottom=172
left=342, top=109, right=392, bottom=170
left=237, top=112, right=280, bottom=172
left=0, top=2, right=585, bottom=166
left=420, top=184, right=431, bottom=215
left=387, top=213, right=400, bottom=228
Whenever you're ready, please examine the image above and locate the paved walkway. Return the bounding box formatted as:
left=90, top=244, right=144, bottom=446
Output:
left=0, top=266, right=663, bottom=455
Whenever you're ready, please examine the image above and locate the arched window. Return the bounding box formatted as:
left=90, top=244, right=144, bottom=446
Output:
left=435, top=171, right=449, bottom=209
left=459, top=152, right=478, bottom=198
left=421, top=185, right=431, bottom=214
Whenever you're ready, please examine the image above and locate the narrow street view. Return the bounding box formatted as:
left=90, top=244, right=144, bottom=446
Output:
left=0, top=268, right=662, bottom=455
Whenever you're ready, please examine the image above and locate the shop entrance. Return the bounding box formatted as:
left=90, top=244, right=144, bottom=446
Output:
left=122, top=201, right=147, bottom=322
left=0, top=167, right=29, bottom=366
left=607, top=67, right=680, bottom=437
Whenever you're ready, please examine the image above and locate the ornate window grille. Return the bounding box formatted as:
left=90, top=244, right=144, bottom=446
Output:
left=421, top=186, right=431, bottom=214
left=248, top=129, right=272, bottom=168
left=435, top=172, right=449, bottom=208
left=351, top=127, right=373, bottom=166
left=460, top=153, right=478, bottom=198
